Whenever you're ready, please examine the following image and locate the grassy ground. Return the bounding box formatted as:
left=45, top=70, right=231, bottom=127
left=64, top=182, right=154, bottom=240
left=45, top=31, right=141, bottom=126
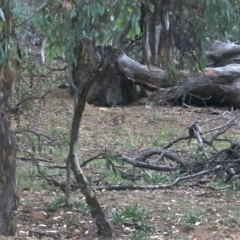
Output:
left=12, top=61, right=240, bottom=239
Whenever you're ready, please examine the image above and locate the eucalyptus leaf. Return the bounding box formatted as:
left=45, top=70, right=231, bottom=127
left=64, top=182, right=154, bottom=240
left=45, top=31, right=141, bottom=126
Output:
left=0, top=8, right=5, bottom=21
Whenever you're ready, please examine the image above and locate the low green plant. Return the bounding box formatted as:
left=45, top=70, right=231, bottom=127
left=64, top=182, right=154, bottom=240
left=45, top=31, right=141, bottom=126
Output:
left=181, top=210, right=204, bottom=232
left=111, top=210, right=132, bottom=225
left=121, top=203, right=146, bottom=219
left=111, top=203, right=149, bottom=230
left=73, top=199, right=89, bottom=214
left=147, top=113, right=161, bottom=124
left=181, top=222, right=194, bottom=232
left=47, top=193, right=65, bottom=211
left=169, top=170, right=182, bottom=180
left=102, top=170, right=129, bottom=184
left=227, top=217, right=238, bottom=228
left=224, top=190, right=235, bottom=201
left=213, top=178, right=228, bottom=188
left=145, top=170, right=169, bottom=184
left=185, top=211, right=204, bottom=224
left=151, top=135, right=165, bottom=146
left=232, top=178, right=240, bottom=190
left=195, top=152, right=206, bottom=162
left=170, top=213, right=182, bottom=223
left=136, top=221, right=152, bottom=231
left=131, top=231, right=150, bottom=240
left=17, top=165, right=50, bottom=191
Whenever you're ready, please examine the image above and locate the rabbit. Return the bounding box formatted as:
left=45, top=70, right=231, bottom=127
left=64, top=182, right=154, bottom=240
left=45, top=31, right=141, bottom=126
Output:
left=112, top=108, right=126, bottom=125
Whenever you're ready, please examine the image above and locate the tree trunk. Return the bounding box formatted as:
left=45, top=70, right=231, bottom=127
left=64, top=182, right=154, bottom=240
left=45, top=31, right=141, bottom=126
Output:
left=0, top=67, right=18, bottom=235
left=69, top=86, right=114, bottom=236
left=65, top=5, right=137, bottom=233
left=66, top=39, right=115, bottom=236
left=143, top=0, right=175, bottom=67
left=0, top=2, right=18, bottom=235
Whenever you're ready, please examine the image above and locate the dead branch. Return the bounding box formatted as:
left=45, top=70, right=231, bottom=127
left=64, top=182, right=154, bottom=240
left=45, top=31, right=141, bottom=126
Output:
left=96, top=166, right=221, bottom=191
left=12, top=91, right=51, bottom=114
left=32, top=115, right=240, bottom=193
left=118, top=154, right=179, bottom=171
left=80, top=152, right=105, bottom=167
left=138, top=148, right=191, bottom=168
left=29, top=230, right=61, bottom=239
left=18, top=156, right=55, bottom=163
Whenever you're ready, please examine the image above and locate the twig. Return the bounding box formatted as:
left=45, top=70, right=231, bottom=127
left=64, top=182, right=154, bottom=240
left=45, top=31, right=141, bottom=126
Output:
left=118, top=154, right=179, bottom=171
left=15, top=128, right=55, bottom=143
left=18, top=156, right=55, bottom=163
left=29, top=230, right=61, bottom=239
left=80, top=152, right=106, bottom=167
left=12, top=91, right=51, bottom=114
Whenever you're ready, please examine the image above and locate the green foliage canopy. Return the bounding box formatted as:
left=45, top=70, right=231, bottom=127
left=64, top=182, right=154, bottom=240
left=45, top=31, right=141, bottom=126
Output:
left=35, top=0, right=141, bottom=64
left=2, top=0, right=240, bottom=68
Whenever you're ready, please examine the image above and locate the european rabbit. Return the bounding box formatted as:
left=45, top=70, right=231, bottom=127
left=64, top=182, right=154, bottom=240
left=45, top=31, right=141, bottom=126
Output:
left=112, top=108, right=126, bottom=125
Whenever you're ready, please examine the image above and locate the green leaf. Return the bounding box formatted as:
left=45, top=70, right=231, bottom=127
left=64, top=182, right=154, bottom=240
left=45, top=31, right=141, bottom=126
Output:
left=87, top=5, right=91, bottom=18
left=0, top=8, right=5, bottom=21
left=0, top=45, right=5, bottom=60
left=70, top=8, right=76, bottom=18
left=148, top=3, right=154, bottom=13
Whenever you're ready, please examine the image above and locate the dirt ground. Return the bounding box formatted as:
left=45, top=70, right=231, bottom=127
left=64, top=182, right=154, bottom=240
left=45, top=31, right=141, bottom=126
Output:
left=13, top=86, right=240, bottom=240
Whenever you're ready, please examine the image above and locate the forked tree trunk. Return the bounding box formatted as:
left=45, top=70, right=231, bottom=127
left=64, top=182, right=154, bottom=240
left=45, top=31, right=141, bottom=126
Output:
left=66, top=40, right=115, bottom=236
left=0, top=1, right=18, bottom=235
left=68, top=80, right=115, bottom=236
left=65, top=5, right=137, bottom=236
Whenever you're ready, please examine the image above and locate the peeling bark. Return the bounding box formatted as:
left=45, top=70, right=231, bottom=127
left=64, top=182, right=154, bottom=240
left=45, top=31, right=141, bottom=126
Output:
left=143, top=0, right=175, bottom=66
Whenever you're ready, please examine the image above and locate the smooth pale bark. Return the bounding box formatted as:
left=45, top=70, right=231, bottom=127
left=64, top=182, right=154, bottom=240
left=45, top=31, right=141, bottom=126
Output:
left=115, top=52, right=169, bottom=88
left=142, top=0, right=175, bottom=67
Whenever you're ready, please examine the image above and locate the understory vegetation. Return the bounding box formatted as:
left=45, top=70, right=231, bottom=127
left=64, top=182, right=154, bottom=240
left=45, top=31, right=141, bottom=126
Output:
left=13, top=57, right=240, bottom=239
left=1, top=0, right=240, bottom=239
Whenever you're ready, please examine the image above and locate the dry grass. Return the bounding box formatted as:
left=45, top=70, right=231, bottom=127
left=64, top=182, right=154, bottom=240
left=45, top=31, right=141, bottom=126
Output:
left=13, top=62, right=240, bottom=239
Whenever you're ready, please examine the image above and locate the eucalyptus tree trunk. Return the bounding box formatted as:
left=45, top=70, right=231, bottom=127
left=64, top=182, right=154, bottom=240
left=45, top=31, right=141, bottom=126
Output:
left=0, top=1, right=18, bottom=235
left=143, top=0, right=175, bottom=67
left=65, top=5, right=138, bottom=235
left=0, top=67, right=18, bottom=236
left=66, top=39, right=115, bottom=236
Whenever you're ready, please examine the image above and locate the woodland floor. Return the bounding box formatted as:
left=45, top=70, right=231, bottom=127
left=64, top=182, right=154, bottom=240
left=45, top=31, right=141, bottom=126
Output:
left=9, top=64, right=240, bottom=240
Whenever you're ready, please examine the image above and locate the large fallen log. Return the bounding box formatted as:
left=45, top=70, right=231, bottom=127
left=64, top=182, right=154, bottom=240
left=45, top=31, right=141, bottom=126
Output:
left=114, top=52, right=169, bottom=88
left=149, top=64, right=240, bottom=108
left=87, top=51, right=169, bottom=106
left=86, top=41, right=240, bottom=107
left=206, top=41, right=240, bottom=67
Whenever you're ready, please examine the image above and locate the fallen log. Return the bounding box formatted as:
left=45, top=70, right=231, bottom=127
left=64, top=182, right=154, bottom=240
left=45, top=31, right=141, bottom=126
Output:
left=114, top=52, right=169, bottom=88
left=149, top=64, right=240, bottom=108
left=206, top=41, right=240, bottom=67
